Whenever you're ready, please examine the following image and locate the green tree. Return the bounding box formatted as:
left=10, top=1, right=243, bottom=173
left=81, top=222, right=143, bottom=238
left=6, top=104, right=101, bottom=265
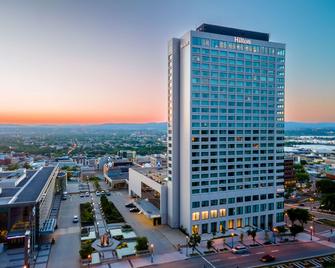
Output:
left=316, top=179, right=335, bottom=194
left=320, top=193, right=335, bottom=211
left=290, top=224, right=304, bottom=239
left=206, top=239, right=214, bottom=250
left=295, top=208, right=312, bottom=228
left=188, top=233, right=201, bottom=253
left=23, top=162, right=32, bottom=169
left=135, top=236, right=149, bottom=251
left=7, top=163, right=19, bottom=171
left=286, top=208, right=298, bottom=225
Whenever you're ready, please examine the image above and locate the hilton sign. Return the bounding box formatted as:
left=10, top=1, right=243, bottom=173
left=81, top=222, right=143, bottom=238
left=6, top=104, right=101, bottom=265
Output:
left=234, top=36, right=251, bottom=45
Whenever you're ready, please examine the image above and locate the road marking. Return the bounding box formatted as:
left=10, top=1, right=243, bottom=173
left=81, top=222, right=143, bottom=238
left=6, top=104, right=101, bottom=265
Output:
left=228, top=256, right=237, bottom=259
left=256, top=251, right=265, bottom=255
left=241, top=254, right=250, bottom=257
left=271, top=249, right=279, bottom=252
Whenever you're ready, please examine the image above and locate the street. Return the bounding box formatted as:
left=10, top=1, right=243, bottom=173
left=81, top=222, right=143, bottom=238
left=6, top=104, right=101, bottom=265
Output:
left=48, top=192, right=85, bottom=268
left=147, top=242, right=335, bottom=268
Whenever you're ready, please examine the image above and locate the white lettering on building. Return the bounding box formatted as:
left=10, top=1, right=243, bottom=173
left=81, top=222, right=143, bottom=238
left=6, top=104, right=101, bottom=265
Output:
left=234, top=37, right=251, bottom=45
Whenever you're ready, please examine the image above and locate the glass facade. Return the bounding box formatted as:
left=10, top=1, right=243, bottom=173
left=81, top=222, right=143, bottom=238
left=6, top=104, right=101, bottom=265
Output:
left=189, top=32, right=285, bottom=233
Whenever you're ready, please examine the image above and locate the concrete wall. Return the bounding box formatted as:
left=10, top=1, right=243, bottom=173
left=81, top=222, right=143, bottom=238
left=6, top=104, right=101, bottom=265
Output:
left=128, top=168, right=167, bottom=224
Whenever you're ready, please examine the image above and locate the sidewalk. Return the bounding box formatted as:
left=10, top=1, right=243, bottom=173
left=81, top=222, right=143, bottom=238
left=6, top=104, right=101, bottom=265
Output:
left=101, top=248, right=188, bottom=268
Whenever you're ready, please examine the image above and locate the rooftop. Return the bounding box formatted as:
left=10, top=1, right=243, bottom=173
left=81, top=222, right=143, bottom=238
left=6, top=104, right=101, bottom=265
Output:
left=132, top=167, right=167, bottom=184
left=0, top=166, right=57, bottom=205
left=196, top=23, right=270, bottom=41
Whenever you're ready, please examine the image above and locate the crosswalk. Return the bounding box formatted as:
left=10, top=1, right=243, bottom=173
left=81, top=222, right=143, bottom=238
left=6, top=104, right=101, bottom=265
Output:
left=271, top=254, right=335, bottom=268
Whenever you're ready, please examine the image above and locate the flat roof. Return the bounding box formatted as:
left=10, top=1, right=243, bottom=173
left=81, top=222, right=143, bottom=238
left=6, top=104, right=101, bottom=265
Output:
left=14, top=166, right=56, bottom=204
left=196, top=23, right=270, bottom=41
left=132, top=167, right=167, bottom=183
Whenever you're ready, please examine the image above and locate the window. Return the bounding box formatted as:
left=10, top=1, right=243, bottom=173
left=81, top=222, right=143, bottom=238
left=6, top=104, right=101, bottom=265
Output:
left=219, top=208, right=226, bottom=217
left=210, top=210, right=218, bottom=218
left=192, top=212, right=200, bottom=221
left=202, top=211, right=209, bottom=220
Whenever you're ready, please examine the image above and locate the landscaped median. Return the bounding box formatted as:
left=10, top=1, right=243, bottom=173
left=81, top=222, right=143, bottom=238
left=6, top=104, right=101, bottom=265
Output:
left=100, top=195, right=124, bottom=223
left=80, top=202, right=94, bottom=226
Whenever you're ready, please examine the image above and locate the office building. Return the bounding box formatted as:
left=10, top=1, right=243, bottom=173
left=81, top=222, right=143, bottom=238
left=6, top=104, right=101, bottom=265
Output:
left=167, top=24, right=285, bottom=234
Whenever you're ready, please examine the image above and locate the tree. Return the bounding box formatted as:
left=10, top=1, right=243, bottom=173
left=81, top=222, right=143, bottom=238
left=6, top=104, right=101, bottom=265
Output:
left=316, top=180, right=335, bottom=194
left=286, top=208, right=312, bottom=228
left=296, top=172, right=309, bottom=184
left=276, top=226, right=287, bottom=241
left=206, top=239, right=214, bottom=250
left=23, top=162, right=32, bottom=169
left=135, top=236, right=149, bottom=251
left=79, top=240, right=94, bottom=259
left=286, top=208, right=298, bottom=225
left=247, top=229, right=257, bottom=245
left=7, top=163, right=19, bottom=171
left=290, top=224, right=304, bottom=239
left=295, top=208, right=312, bottom=228
left=188, top=233, right=201, bottom=253
left=320, top=193, right=335, bottom=211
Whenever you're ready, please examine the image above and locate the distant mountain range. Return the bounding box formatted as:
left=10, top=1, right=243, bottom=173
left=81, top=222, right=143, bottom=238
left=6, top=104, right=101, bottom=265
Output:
left=0, top=122, right=335, bottom=135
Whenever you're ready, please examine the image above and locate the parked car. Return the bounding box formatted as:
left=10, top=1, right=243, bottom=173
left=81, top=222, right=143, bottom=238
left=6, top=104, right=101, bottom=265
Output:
left=101, top=190, right=105, bottom=195
left=85, top=192, right=90, bottom=197
left=129, top=207, right=140, bottom=213
left=232, top=245, right=248, bottom=254
left=96, top=191, right=101, bottom=196
left=260, top=254, right=276, bottom=262
left=105, top=191, right=111, bottom=196
left=73, top=215, right=79, bottom=223
left=125, top=203, right=136, bottom=208
left=80, top=193, right=84, bottom=198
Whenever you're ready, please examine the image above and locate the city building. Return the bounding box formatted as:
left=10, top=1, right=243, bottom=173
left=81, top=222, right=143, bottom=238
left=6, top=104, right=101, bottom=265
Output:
left=284, top=158, right=296, bottom=188
left=128, top=167, right=168, bottom=225
left=167, top=24, right=285, bottom=234
left=0, top=166, right=59, bottom=248
left=103, top=159, right=133, bottom=188
left=118, top=150, right=136, bottom=160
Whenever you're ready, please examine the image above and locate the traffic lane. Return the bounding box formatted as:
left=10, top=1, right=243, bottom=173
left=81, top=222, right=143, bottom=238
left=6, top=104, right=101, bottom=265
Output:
left=206, top=242, right=335, bottom=268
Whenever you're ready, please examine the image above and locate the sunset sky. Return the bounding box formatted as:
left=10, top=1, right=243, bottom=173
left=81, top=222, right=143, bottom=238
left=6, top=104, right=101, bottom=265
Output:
left=0, top=0, right=334, bottom=124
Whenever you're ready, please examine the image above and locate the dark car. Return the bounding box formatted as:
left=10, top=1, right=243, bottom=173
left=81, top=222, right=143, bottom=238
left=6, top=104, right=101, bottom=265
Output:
left=125, top=203, right=136, bottom=208
left=105, top=191, right=111, bottom=196
left=299, top=203, right=305, bottom=207
left=260, top=254, right=275, bottom=262
left=129, top=207, right=140, bottom=213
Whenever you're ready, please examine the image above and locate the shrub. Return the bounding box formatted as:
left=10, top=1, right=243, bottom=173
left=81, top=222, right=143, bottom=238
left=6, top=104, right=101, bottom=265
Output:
left=100, top=195, right=124, bottom=223
left=80, top=203, right=94, bottom=226
left=135, top=236, right=149, bottom=251
left=79, top=240, right=94, bottom=259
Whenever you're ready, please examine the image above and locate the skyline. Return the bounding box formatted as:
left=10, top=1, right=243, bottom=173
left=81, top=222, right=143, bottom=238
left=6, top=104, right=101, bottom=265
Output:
left=0, top=0, right=335, bottom=124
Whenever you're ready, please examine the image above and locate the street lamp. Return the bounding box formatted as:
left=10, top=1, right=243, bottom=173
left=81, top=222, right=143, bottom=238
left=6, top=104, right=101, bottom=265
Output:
left=285, top=212, right=288, bottom=225
left=310, top=226, right=313, bottom=241
left=150, top=243, right=154, bottom=263
left=185, top=236, right=189, bottom=257
left=231, top=233, right=234, bottom=248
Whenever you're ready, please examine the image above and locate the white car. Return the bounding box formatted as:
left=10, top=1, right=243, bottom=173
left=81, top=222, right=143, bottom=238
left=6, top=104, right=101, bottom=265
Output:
left=232, top=245, right=248, bottom=254
left=73, top=215, right=79, bottom=223
left=96, top=191, right=101, bottom=196
left=85, top=192, right=90, bottom=197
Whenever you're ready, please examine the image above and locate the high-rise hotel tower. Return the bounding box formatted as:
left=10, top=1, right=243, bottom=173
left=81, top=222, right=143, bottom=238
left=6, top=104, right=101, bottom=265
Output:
left=167, top=24, right=285, bottom=234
